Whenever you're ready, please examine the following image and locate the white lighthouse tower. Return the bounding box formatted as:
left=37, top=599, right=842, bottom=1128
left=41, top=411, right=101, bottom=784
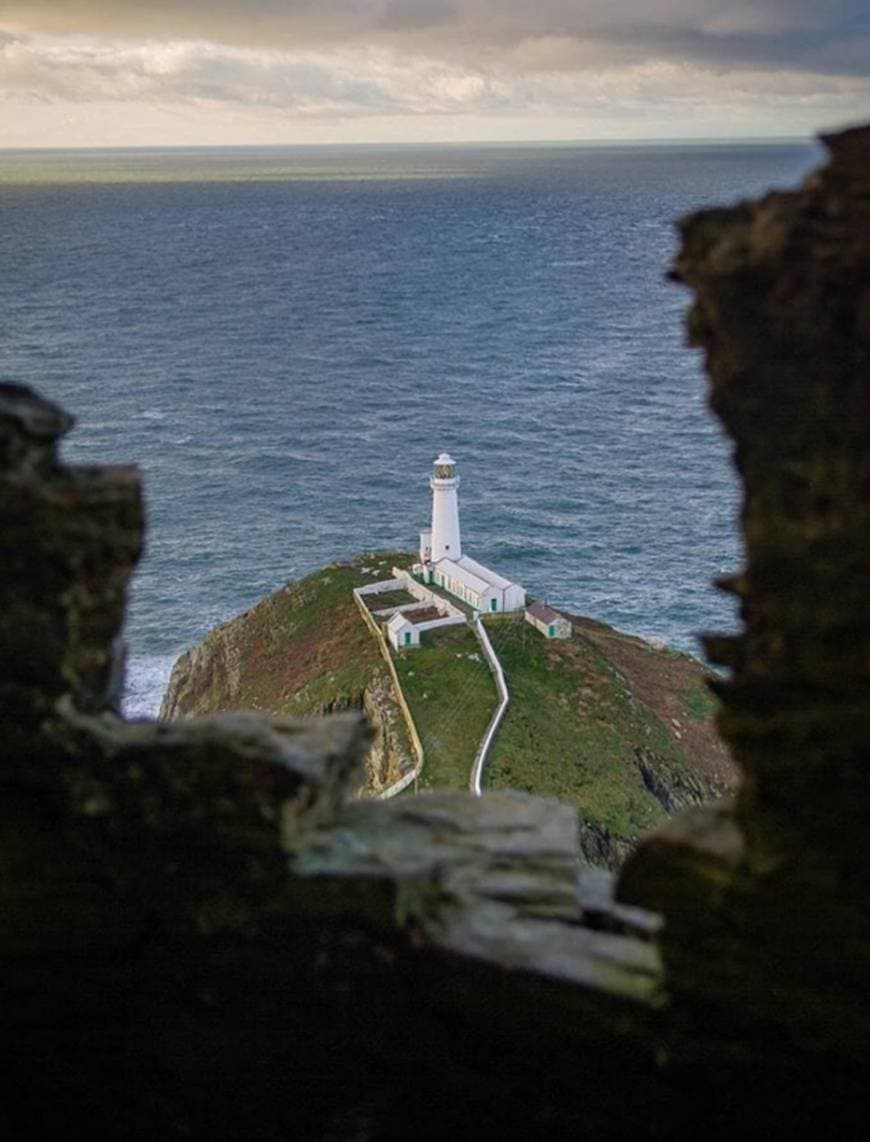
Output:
left=427, top=452, right=461, bottom=562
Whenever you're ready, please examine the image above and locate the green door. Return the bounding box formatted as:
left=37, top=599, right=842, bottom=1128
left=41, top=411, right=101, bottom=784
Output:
left=548, top=624, right=555, bottom=637
left=404, top=632, right=411, bottom=646
left=490, top=599, right=497, bottom=612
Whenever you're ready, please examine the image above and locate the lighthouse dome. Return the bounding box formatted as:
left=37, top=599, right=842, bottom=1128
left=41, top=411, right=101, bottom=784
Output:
left=432, top=453, right=458, bottom=482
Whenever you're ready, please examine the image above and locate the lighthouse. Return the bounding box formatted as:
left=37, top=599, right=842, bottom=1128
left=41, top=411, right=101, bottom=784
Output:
left=428, top=452, right=461, bottom=562
left=416, top=453, right=526, bottom=613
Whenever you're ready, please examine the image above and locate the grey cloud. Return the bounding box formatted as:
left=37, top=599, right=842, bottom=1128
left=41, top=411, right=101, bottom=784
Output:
left=3, top=1, right=869, bottom=77
left=0, top=33, right=514, bottom=116
left=0, top=40, right=385, bottom=112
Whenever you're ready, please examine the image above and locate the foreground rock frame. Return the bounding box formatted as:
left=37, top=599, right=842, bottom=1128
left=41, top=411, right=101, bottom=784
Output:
left=3, top=126, right=869, bottom=1139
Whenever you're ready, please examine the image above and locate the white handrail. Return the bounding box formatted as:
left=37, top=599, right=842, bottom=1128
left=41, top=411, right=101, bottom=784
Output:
left=469, top=616, right=509, bottom=796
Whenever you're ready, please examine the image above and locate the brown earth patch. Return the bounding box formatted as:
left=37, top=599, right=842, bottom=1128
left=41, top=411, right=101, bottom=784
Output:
left=569, top=615, right=737, bottom=789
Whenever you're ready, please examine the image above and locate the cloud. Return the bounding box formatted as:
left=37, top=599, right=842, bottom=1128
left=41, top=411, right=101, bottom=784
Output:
left=3, top=2, right=869, bottom=76
left=0, top=33, right=513, bottom=115
left=1, top=3, right=868, bottom=144
left=2, top=25, right=866, bottom=124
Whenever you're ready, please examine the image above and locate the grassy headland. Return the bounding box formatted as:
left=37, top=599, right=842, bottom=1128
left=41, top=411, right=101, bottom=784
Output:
left=482, top=614, right=727, bottom=837
left=161, top=553, right=735, bottom=861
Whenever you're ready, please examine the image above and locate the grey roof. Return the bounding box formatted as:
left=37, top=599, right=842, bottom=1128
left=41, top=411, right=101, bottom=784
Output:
left=457, top=554, right=515, bottom=591
left=526, top=602, right=561, bottom=624
left=434, top=557, right=491, bottom=596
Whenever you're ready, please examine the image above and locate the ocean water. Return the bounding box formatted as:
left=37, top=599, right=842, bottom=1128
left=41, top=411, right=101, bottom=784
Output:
left=0, top=141, right=820, bottom=716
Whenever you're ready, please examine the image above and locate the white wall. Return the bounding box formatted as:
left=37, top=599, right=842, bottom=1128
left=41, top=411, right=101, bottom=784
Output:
left=370, top=600, right=435, bottom=618
left=503, top=583, right=527, bottom=612
left=414, top=616, right=466, bottom=633
left=524, top=611, right=571, bottom=638
left=392, top=567, right=465, bottom=618
left=419, top=529, right=432, bottom=562
left=479, top=585, right=499, bottom=612
left=356, top=577, right=406, bottom=596
left=387, top=620, right=420, bottom=651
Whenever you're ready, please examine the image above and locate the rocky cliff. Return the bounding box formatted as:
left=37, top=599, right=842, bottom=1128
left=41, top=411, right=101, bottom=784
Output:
left=160, top=554, right=736, bottom=863
left=160, top=554, right=413, bottom=796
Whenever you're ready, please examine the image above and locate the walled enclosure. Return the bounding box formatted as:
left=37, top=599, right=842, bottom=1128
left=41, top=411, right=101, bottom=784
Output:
left=2, top=126, right=870, bottom=1140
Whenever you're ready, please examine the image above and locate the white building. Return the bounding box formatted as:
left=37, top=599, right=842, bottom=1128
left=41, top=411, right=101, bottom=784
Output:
left=525, top=601, right=572, bottom=639
left=416, top=453, right=525, bottom=614
left=387, top=611, right=421, bottom=651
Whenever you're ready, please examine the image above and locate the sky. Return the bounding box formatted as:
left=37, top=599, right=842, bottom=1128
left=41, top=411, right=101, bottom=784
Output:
left=1, top=2, right=868, bottom=147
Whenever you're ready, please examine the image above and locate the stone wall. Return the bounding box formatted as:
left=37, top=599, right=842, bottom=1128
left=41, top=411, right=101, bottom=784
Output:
left=619, top=126, right=870, bottom=1064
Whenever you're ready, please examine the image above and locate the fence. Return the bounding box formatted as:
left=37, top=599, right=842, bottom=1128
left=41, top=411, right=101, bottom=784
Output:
left=468, top=616, right=510, bottom=796
left=352, top=589, right=424, bottom=800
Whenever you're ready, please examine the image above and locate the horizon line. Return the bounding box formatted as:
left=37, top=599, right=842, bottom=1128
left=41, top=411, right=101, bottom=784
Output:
left=0, top=133, right=818, bottom=154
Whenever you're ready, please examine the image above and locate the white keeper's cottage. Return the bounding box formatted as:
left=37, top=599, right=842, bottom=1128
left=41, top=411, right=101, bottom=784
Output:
left=414, top=453, right=526, bottom=613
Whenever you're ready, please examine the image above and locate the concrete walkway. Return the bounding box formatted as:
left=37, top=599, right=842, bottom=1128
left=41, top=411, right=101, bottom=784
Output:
left=468, top=616, right=510, bottom=796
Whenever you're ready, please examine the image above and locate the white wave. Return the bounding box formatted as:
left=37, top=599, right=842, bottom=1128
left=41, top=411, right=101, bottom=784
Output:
left=123, top=653, right=178, bottom=719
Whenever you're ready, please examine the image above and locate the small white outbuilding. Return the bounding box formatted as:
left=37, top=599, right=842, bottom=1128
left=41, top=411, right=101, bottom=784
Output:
left=525, top=602, right=572, bottom=639
left=387, top=611, right=421, bottom=651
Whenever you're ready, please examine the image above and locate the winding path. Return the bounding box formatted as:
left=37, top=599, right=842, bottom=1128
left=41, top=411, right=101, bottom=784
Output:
left=469, top=616, right=510, bottom=796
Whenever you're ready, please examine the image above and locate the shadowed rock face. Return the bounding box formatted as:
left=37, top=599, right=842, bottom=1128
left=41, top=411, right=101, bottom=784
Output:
left=689, top=127, right=870, bottom=863
left=0, top=384, right=141, bottom=730
left=3, top=126, right=870, bottom=1141
left=618, top=126, right=870, bottom=1058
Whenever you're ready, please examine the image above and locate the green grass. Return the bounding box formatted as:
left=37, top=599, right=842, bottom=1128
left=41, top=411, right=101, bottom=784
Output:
left=394, top=624, right=497, bottom=791
left=482, top=617, right=698, bottom=837
left=363, top=589, right=417, bottom=611
left=170, top=551, right=413, bottom=719
left=682, top=683, right=716, bottom=720
left=239, top=562, right=379, bottom=715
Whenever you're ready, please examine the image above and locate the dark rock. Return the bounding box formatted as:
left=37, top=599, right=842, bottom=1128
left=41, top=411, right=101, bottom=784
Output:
left=620, top=124, right=870, bottom=1061
left=577, top=816, right=635, bottom=868
left=632, top=744, right=716, bottom=814
left=0, top=380, right=73, bottom=475
left=0, top=383, right=142, bottom=736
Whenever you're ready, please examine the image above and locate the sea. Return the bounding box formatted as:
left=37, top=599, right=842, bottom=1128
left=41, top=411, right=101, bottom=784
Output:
left=0, top=141, right=821, bottom=717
